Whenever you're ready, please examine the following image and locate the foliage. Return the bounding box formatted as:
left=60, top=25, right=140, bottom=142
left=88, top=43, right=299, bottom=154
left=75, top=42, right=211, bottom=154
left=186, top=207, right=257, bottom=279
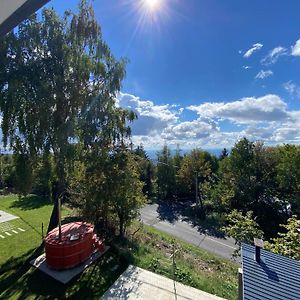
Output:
left=223, top=210, right=263, bottom=257
left=275, top=145, right=300, bottom=216
left=134, top=145, right=155, bottom=198
left=178, top=149, right=217, bottom=211
left=265, top=216, right=300, bottom=260
left=13, top=149, right=33, bottom=196
left=110, top=150, right=146, bottom=236
left=217, top=139, right=287, bottom=237
left=0, top=0, right=133, bottom=231
left=156, top=145, right=176, bottom=200
left=69, top=148, right=145, bottom=237
left=32, top=152, right=53, bottom=197
left=0, top=154, right=15, bottom=189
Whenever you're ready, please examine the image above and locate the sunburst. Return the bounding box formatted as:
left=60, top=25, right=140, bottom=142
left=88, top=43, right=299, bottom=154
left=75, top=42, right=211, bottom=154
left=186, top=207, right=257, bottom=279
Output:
left=120, top=0, right=174, bottom=53
left=142, top=0, right=162, bottom=11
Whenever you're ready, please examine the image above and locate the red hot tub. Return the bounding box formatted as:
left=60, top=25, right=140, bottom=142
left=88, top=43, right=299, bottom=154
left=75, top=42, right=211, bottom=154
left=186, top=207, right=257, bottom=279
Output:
left=45, top=222, right=104, bottom=270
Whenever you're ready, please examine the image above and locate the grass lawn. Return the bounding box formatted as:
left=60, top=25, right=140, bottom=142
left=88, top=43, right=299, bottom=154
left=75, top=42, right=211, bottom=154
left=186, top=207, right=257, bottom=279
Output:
left=0, top=194, right=238, bottom=299
left=0, top=194, right=71, bottom=265
left=119, top=223, right=238, bottom=300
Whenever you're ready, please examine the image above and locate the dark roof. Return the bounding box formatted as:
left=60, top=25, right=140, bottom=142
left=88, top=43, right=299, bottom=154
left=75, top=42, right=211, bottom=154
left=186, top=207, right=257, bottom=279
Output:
left=0, top=0, right=50, bottom=37
left=242, top=243, right=300, bottom=300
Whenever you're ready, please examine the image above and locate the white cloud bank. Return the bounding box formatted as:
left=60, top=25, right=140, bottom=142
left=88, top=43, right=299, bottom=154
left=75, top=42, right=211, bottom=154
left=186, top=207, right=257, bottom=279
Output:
left=117, top=92, right=300, bottom=149
left=187, top=95, right=288, bottom=124
left=243, top=43, right=263, bottom=58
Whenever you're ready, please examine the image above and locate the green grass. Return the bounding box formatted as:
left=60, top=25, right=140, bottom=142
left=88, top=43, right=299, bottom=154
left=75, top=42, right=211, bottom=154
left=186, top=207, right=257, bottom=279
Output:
left=0, top=194, right=70, bottom=265
left=116, top=223, right=238, bottom=300
left=0, top=194, right=238, bottom=299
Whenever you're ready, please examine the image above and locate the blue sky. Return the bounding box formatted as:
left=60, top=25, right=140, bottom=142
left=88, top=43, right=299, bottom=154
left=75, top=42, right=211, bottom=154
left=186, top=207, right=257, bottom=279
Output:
left=47, top=0, right=300, bottom=149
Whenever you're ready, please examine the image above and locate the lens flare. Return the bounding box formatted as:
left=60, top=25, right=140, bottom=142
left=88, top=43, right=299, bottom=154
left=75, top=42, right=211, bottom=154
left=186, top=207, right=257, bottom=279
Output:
left=143, top=0, right=161, bottom=11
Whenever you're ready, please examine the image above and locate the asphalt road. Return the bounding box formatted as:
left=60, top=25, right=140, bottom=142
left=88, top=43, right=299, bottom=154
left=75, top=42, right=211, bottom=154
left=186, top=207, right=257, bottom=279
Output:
left=139, top=203, right=238, bottom=261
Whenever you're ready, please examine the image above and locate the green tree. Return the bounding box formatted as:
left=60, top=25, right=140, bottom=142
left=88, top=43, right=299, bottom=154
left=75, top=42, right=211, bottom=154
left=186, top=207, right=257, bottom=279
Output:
left=275, top=145, right=300, bottom=216
left=0, top=1, right=129, bottom=231
left=33, top=152, right=53, bottom=197
left=13, top=143, right=33, bottom=196
left=173, top=145, right=185, bottom=199
left=69, top=148, right=145, bottom=237
left=156, top=145, right=176, bottom=200
left=178, top=149, right=216, bottom=210
left=0, top=154, right=15, bottom=190
left=110, top=150, right=146, bottom=236
left=134, top=145, right=155, bottom=198
left=265, top=216, right=300, bottom=260
left=219, top=138, right=283, bottom=237
left=223, top=210, right=264, bottom=257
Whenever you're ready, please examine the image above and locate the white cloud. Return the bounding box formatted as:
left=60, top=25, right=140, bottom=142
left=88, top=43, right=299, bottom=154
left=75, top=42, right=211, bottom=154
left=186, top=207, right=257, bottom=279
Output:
left=255, top=70, right=273, bottom=80
left=243, top=43, right=263, bottom=58
left=271, top=112, right=300, bottom=143
left=261, top=46, right=288, bottom=65
left=291, top=38, right=300, bottom=56
left=244, top=126, right=274, bottom=140
left=161, top=118, right=219, bottom=140
left=283, top=81, right=296, bottom=94
left=243, top=66, right=251, bottom=69
left=117, top=92, right=181, bottom=136
left=117, top=92, right=300, bottom=149
left=187, top=95, right=288, bottom=124
left=283, top=81, right=300, bottom=98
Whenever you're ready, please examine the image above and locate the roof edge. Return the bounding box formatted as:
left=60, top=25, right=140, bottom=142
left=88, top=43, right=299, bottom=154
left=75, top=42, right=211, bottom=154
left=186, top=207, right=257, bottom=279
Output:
left=0, top=0, right=50, bottom=37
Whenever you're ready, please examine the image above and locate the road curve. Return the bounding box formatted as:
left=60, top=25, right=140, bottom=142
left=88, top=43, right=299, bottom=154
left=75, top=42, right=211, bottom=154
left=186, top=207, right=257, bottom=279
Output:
left=139, top=203, right=238, bottom=261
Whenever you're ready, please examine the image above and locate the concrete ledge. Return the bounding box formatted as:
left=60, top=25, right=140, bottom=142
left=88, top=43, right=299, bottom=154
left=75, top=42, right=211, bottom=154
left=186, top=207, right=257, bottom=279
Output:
left=30, top=246, right=110, bottom=284
left=101, top=265, right=225, bottom=300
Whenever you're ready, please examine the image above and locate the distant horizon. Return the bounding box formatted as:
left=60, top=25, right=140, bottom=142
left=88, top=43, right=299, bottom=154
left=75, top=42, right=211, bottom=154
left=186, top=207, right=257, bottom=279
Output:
left=144, top=148, right=228, bottom=159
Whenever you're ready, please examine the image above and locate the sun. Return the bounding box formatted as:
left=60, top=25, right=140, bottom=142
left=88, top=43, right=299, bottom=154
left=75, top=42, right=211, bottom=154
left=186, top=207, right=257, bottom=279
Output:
left=142, top=0, right=161, bottom=11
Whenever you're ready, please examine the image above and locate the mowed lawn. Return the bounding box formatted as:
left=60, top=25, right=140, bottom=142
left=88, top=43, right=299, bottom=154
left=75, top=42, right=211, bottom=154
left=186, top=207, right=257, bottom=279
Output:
left=0, top=194, right=58, bottom=265
left=0, top=194, right=238, bottom=299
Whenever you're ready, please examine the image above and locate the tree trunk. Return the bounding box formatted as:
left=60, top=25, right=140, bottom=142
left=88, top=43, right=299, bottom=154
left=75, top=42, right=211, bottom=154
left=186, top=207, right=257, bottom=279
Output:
left=47, top=194, right=59, bottom=233
left=119, top=213, right=125, bottom=237
left=47, top=153, right=66, bottom=233
left=197, top=188, right=205, bottom=219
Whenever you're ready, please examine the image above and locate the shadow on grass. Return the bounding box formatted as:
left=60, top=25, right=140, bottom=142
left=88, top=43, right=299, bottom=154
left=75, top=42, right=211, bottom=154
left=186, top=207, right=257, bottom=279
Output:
left=0, top=243, right=49, bottom=299
left=67, top=243, right=129, bottom=299
left=0, top=243, right=101, bottom=299
left=0, top=239, right=130, bottom=299
left=10, top=195, right=52, bottom=211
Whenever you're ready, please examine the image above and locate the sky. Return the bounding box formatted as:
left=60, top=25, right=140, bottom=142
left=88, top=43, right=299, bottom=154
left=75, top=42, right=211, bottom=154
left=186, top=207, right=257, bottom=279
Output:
left=46, top=0, right=300, bottom=150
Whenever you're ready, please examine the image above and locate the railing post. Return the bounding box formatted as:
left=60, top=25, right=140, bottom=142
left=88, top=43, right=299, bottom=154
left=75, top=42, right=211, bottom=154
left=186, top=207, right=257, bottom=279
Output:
left=238, top=267, right=243, bottom=300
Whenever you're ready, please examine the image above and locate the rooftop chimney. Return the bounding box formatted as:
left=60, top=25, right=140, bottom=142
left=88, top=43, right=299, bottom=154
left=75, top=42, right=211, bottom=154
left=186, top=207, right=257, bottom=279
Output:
left=254, top=238, right=264, bottom=263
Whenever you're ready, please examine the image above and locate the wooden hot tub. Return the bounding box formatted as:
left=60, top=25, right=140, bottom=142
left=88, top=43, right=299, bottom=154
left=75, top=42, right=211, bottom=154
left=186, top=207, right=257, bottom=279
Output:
left=45, top=222, right=104, bottom=270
